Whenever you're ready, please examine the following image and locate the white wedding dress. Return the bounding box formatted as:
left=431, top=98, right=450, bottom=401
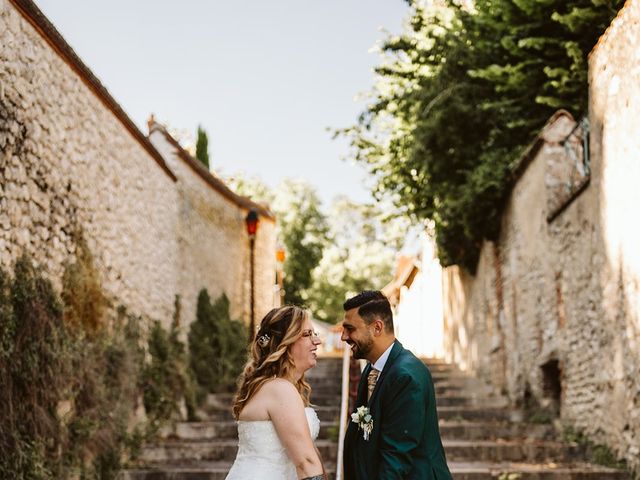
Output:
left=225, top=407, right=321, bottom=479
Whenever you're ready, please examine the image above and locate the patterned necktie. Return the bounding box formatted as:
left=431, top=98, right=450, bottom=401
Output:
left=367, top=367, right=380, bottom=401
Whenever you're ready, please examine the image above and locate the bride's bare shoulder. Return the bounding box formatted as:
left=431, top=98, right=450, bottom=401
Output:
left=261, top=378, right=302, bottom=404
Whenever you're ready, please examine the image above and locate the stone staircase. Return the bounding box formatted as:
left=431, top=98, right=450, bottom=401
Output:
left=425, top=359, right=630, bottom=479
left=121, top=357, right=631, bottom=479
left=120, top=356, right=342, bottom=479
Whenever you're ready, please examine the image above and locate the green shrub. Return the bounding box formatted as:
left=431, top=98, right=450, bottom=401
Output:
left=563, top=427, right=628, bottom=470
left=0, top=250, right=190, bottom=479
left=188, top=290, right=247, bottom=396
left=0, top=255, right=67, bottom=479
left=141, top=312, right=195, bottom=429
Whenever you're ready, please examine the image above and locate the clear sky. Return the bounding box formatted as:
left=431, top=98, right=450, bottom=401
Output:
left=36, top=0, right=408, bottom=207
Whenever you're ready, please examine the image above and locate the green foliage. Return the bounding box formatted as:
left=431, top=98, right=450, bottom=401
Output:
left=226, top=175, right=402, bottom=321
left=563, top=426, right=628, bottom=470
left=340, top=0, right=624, bottom=271
left=0, top=255, right=65, bottom=479
left=0, top=250, right=191, bottom=479
left=227, top=176, right=329, bottom=306
left=0, top=255, right=144, bottom=479
left=305, top=197, right=407, bottom=323
left=62, top=236, right=107, bottom=332
left=277, top=180, right=329, bottom=306
left=188, top=290, right=247, bottom=396
left=195, top=125, right=210, bottom=169
left=141, top=315, right=194, bottom=430
left=65, top=308, right=145, bottom=480
left=527, top=409, right=554, bottom=425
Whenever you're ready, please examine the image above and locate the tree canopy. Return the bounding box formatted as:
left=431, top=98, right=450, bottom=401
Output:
left=226, top=176, right=403, bottom=321
left=305, top=197, right=412, bottom=323
left=338, top=0, right=623, bottom=271
left=227, top=176, right=329, bottom=306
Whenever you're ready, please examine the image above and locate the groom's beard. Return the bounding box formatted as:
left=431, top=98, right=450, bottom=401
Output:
left=350, top=335, right=373, bottom=360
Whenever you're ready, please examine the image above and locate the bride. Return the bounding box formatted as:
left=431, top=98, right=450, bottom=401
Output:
left=226, top=305, right=326, bottom=480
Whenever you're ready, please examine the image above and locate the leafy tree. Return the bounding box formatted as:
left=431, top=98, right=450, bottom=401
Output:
left=195, top=125, right=210, bottom=169
left=339, top=0, right=623, bottom=271
left=273, top=179, right=329, bottom=305
left=305, top=197, right=410, bottom=323
left=227, top=176, right=329, bottom=306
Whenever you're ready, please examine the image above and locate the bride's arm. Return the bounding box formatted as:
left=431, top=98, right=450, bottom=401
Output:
left=265, top=379, right=324, bottom=479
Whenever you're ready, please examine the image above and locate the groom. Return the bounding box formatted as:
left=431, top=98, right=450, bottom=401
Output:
left=341, top=290, right=452, bottom=479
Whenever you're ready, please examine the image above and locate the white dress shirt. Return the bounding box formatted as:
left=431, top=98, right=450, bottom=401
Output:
left=371, top=341, right=395, bottom=372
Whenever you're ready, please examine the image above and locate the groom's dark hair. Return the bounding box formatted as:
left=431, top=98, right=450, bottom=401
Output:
left=343, top=290, right=394, bottom=333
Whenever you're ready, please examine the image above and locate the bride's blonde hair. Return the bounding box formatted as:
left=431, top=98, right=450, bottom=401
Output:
left=232, top=305, right=312, bottom=419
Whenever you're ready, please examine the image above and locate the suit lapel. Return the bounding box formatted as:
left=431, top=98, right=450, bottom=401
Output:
left=367, top=340, right=404, bottom=407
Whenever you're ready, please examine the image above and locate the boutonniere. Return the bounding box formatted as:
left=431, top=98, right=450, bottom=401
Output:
left=351, top=406, right=374, bottom=441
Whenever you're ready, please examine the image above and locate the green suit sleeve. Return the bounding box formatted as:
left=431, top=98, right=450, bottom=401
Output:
left=378, top=372, right=426, bottom=478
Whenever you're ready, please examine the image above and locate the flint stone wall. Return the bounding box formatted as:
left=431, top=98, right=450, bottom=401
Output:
left=0, top=0, right=276, bottom=330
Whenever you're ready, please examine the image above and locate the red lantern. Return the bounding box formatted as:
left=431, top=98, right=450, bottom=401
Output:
left=245, top=209, right=259, bottom=237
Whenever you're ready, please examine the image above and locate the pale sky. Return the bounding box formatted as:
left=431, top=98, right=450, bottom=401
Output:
left=35, top=1, right=408, bottom=206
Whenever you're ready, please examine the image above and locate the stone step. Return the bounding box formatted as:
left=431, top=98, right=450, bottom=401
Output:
left=420, top=357, right=451, bottom=365
left=165, top=420, right=556, bottom=443
left=431, top=371, right=472, bottom=382
left=438, top=406, right=518, bottom=422
left=199, top=405, right=341, bottom=423
left=305, top=376, right=342, bottom=386
left=443, top=440, right=582, bottom=463
left=121, top=460, right=629, bottom=480
left=139, top=439, right=337, bottom=464
left=425, top=363, right=462, bottom=373
left=436, top=382, right=466, bottom=394
left=308, top=385, right=341, bottom=396
left=309, top=392, right=476, bottom=408
left=162, top=419, right=554, bottom=444
left=448, top=461, right=631, bottom=479
left=122, top=462, right=338, bottom=480
left=159, top=420, right=340, bottom=441
left=438, top=421, right=554, bottom=441
left=310, top=395, right=342, bottom=407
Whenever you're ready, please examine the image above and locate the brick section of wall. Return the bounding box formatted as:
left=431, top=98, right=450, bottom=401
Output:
left=0, top=0, right=276, bottom=332
left=442, top=4, right=640, bottom=468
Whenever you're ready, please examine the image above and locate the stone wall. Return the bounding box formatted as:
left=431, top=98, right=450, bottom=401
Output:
left=1, top=0, right=181, bottom=323
left=149, top=124, right=276, bottom=328
left=441, top=3, right=640, bottom=470
left=0, top=0, right=276, bottom=332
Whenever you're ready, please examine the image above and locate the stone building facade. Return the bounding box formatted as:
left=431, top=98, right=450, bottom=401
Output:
left=441, top=3, right=640, bottom=471
left=0, top=0, right=276, bottom=332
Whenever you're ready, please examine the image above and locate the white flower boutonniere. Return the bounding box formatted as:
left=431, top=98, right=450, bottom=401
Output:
left=351, top=405, right=374, bottom=441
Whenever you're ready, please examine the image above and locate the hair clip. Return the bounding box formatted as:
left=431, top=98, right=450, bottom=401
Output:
left=257, top=333, right=270, bottom=348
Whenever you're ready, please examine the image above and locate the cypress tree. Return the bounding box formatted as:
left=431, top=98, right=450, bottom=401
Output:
left=195, top=125, right=210, bottom=169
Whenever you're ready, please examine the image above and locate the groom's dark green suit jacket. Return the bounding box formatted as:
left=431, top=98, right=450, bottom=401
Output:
left=343, top=340, right=452, bottom=479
